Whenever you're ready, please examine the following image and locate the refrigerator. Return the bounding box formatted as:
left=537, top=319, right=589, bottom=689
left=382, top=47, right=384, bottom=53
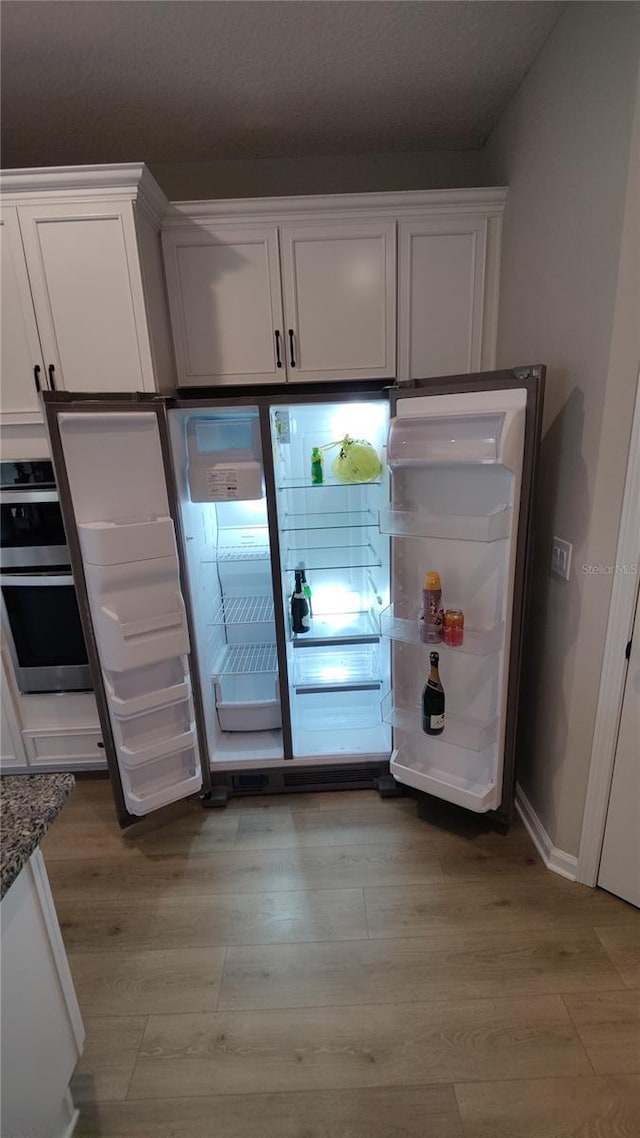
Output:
left=43, top=367, right=544, bottom=828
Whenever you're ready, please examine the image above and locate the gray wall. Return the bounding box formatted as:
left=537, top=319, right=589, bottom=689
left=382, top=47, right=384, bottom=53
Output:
left=483, top=2, right=640, bottom=855
left=150, top=150, right=486, bottom=200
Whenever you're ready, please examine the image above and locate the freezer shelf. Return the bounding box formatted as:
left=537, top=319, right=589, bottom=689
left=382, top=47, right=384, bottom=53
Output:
left=202, top=544, right=270, bottom=563
left=210, top=596, right=275, bottom=625
left=279, top=509, right=377, bottom=532
left=379, top=505, right=511, bottom=542
left=283, top=544, right=382, bottom=571
left=380, top=691, right=497, bottom=752
left=213, top=643, right=278, bottom=676
left=293, top=610, right=380, bottom=646
left=379, top=604, right=504, bottom=656
left=293, top=646, right=382, bottom=693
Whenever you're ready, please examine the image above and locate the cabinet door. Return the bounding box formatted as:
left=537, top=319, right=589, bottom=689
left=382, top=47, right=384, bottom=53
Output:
left=0, top=207, right=46, bottom=424
left=398, top=216, right=489, bottom=380
left=162, top=226, right=284, bottom=386
left=17, top=201, right=154, bottom=394
left=279, top=221, right=396, bottom=382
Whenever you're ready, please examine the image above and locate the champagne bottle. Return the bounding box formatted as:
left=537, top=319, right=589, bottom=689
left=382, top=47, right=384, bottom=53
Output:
left=300, top=569, right=313, bottom=618
left=422, top=651, right=445, bottom=735
left=291, top=570, right=310, bottom=634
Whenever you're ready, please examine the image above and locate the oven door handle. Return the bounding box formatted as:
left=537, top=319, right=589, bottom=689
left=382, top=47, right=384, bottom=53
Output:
left=0, top=573, right=75, bottom=587
left=0, top=490, right=60, bottom=505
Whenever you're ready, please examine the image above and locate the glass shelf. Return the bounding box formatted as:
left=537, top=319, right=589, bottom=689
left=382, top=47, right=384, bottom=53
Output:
left=276, top=478, right=382, bottom=490
left=292, top=610, right=380, bottom=647
left=379, top=604, right=504, bottom=656
left=293, top=647, right=383, bottom=694
left=283, top=544, right=382, bottom=572
left=379, top=505, right=511, bottom=542
left=210, top=596, right=275, bottom=625
left=213, top=643, right=278, bottom=677
left=279, top=509, right=377, bottom=532
left=380, top=691, right=497, bottom=752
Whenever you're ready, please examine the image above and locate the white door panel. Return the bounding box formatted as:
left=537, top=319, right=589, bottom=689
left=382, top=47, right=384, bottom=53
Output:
left=163, top=227, right=284, bottom=385
left=598, top=592, right=640, bottom=907
left=280, top=221, right=396, bottom=381
left=0, top=207, right=45, bottom=423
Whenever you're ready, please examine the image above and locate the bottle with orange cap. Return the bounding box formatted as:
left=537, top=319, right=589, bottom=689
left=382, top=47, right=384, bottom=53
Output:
left=419, top=570, right=444, bottom=644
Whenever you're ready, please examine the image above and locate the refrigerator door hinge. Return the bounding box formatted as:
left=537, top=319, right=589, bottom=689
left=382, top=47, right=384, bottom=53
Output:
left=513, top=365, right=544, bottom=381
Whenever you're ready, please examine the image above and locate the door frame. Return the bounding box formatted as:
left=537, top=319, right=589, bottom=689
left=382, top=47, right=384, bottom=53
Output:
left=577, top=369, right=640, bottom=886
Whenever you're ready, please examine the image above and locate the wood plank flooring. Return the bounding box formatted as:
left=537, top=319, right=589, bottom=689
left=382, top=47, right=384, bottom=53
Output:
left=41, top=778, right=639, bottom=1137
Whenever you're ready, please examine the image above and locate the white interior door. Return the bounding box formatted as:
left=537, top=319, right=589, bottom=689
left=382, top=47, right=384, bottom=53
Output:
left=57, top=408, right=203, bottom=817
left=279, top=220, right=396, bottom=381
left=598, top=590, right=640, bottom=907
left=0, top=207, right=45, bottom=424
left=162, top=226, right=284, bottom=385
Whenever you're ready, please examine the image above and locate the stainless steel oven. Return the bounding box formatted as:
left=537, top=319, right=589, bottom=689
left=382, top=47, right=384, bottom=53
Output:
left=0, top=460, right=92, bottom=693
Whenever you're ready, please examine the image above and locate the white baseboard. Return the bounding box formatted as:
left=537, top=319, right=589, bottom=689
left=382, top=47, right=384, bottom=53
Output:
left=515, top=784, right=578, bottom=882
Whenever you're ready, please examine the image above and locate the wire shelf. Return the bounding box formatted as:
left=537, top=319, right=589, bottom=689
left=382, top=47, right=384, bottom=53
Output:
left=213, top=644, right=278, bottom=676
left=210, top=596, right=275, bottom=625
left=216, top=546, right=271, bottom=562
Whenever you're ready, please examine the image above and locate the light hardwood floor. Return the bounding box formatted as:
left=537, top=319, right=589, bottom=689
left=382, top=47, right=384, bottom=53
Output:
left=41, top=779, right=640, bottom=1137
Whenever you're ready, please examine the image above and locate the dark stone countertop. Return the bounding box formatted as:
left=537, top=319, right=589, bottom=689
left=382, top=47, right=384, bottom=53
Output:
left=1, top=773, right=75, bottom=899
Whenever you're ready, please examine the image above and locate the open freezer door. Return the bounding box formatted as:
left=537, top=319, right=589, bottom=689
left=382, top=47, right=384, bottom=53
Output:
left=46, top=397, right=208, bottom=822
left=382, top=367, right=544, bottom=818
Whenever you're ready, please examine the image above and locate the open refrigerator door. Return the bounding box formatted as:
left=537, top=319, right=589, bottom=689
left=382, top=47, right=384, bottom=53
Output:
left=383, top=379, right=536, bottom=813
left=51, top=405, right=206, bottom=819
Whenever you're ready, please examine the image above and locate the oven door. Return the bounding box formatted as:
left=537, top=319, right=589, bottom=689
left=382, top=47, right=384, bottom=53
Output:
left=0, top=490, right=69, bottom=568
left=1, top=571, right=92, bottom=693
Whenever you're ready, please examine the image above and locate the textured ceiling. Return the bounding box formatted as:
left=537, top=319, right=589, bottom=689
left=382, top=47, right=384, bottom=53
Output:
left=1, top=1, right=563, bottom=169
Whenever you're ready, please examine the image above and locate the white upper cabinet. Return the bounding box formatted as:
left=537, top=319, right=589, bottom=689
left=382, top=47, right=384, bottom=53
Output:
left=279, top=220, right=396, bottom=381
left=0, top=207, right=45, bottom=423
left=18, top=201, right=152, bottom=395
left=162, top=191, right=505, bottom=388
left=0, top=164, right=174, bottom=422
left=398, top=213, right=500, bottom=380
left=162, top=226, right=284, bottom=385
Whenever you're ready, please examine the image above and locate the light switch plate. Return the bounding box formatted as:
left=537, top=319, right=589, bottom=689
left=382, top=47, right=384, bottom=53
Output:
left=550, top=536, right=572, bottom=580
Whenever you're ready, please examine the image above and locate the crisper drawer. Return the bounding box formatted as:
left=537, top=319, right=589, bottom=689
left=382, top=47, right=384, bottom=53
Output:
left=111, top=697, right=194, bottom=753
left=23, top=727, right=106, bottom=767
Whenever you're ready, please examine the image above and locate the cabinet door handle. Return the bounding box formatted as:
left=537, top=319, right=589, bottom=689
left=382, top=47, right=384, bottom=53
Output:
left=274, top=329, right=282, bottom=368
left=33, top=365, right=42, bottom=394
left=288, top=329, right=296, bottom=368
left=47, top=364, right=57, bottom=391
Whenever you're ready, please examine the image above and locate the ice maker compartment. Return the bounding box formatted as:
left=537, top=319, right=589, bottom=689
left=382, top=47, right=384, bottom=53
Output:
left=187, top=416, right=263, bottom=502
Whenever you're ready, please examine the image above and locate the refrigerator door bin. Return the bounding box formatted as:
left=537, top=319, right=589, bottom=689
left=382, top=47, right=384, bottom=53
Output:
left=387, top=413, right=504, bottom=466
left=111, top=697, right=194, bottom=753
left=379, top=604, right=503, bottom=656
left=380, top=690, right=498, bottom=752
left=390, top=743, right=496, bottom=812
left=84, top=558, right=190, bottom=670
left=118, top=727, right=197, bottom=766
left=379, top=505, right=511, bottom=542
left=120, top=745, right=201, bottom=816
left=78, top=516, right=177, bottom=565
left=214, top=674, right=282, bottom=731
left=105, top=658, right=189, bottom=716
